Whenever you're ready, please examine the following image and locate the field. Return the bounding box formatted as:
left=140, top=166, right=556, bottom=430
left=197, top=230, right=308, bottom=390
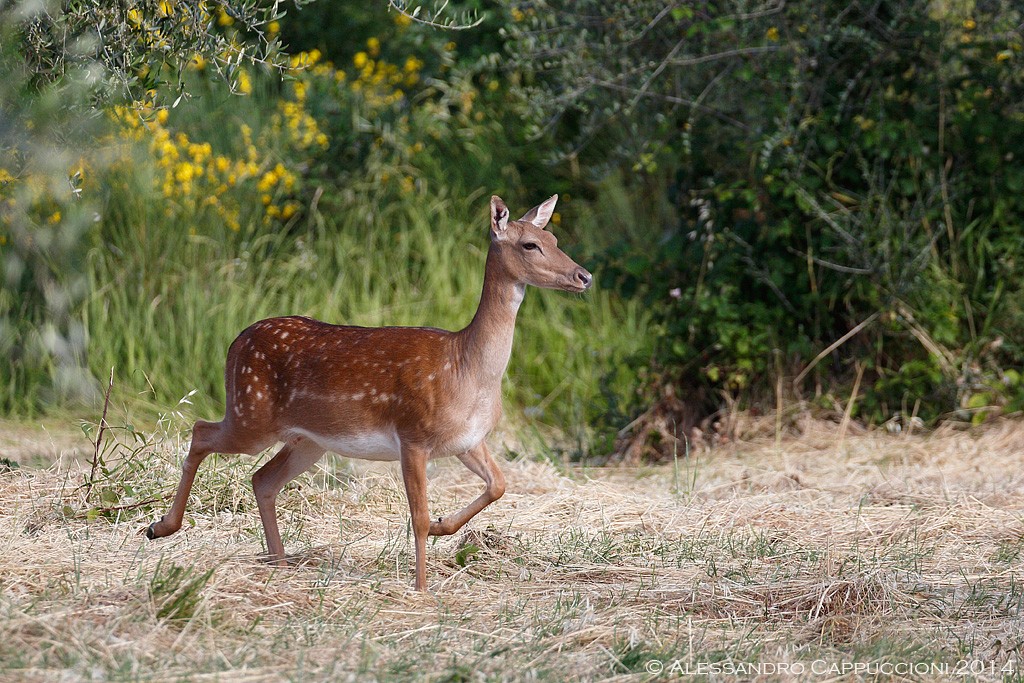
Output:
left=3, top=416, right=1024, bottom=681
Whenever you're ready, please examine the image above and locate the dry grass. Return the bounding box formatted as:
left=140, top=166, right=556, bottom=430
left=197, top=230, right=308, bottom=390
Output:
left=3, top=417, right=1024, bottom=681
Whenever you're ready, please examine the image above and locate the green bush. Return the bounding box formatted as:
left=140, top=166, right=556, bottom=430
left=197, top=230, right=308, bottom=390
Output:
left=510, top=0, right=1024, bottom=430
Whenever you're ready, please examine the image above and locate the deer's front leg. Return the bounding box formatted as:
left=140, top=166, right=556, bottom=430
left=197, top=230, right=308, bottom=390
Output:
left=430, top=441, right=505, bottom=537
left=400, top=443, right=432, bottom=591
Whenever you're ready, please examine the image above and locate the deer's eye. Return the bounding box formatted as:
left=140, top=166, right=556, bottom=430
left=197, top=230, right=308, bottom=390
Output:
left=522, top=242, right=540, bottom=251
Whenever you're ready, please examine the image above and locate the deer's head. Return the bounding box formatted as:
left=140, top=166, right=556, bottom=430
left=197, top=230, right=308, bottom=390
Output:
left=489, top=195, right=593, bottom=293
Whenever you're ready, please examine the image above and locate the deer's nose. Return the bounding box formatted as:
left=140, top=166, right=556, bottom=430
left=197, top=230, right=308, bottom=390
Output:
left=575, top=268, right=593, bottom=289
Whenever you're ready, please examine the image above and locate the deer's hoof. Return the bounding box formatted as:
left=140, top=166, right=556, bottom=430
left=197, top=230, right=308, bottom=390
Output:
left=146, top=518, right=177, bottom=539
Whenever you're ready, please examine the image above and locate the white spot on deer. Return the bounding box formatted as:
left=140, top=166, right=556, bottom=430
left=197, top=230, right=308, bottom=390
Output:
left=281, top=331, right=290, bottom=339
left=427, top=373, right=436, bottom=381
left=242, top=366, right=251, bottom=374
left=351, top=392, right=365, bottom=401
left=234, top=405, right=242, bottom=416
left=246, top=385, right=252, bottom=395
left=256, top=391, right=264, bottom=400
left=363, top=382, right=370, bottom=388
left=370, top=388, right=377, bottom=396
left=444, top=362, right=452, bottom=371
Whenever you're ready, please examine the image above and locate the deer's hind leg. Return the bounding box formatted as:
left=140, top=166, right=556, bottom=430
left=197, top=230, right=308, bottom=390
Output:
left=251, top=437, right=326, bottom=564
left=147, top=419, right=274, bottom=540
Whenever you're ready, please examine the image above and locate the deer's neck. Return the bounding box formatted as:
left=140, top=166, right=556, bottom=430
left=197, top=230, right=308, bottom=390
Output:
left=457, top=250, right=523, bottom=384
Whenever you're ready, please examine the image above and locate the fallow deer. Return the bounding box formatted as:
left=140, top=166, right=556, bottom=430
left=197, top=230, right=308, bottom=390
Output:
left=146, top=194, right=592, bottom=590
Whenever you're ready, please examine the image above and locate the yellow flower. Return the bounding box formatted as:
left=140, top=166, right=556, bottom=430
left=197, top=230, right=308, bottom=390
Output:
left=257, top=170, right=277, bottom=192
left=393, top=12, right=412, bottom=27
left=237, top=69, right=252, bottom=94
left=511, top=8, right=525, bottom=22
left=191, top=53, right=206, bottom=71
left=404, top=56, right=423, bottom=73
left=551, top=212, right=561, bottom=225
left=48, top=211, right=61, bottom=224
left=444, top=41, right=456, bottom=51
left=217, top=8, right=234, bottom=26
left=963, top=18, right=976, bottom=30
left=0, top=168, right=14, bottom=184
left=174, top=163, right=196, bottom=183
left=766, top=27, right=780, bottom=41
left=127, top=8, right=142, bottom=26
left=997, top=50, right=1013, bottom=62
left=267, top=20, right=280, bottom=35
left=157, top=0, right=174, bottom=18
left=281, top=203, right=297, bottom=220
left=367, top=37, right=381, bottom=57
left=354, top=51, right=368, bottom=69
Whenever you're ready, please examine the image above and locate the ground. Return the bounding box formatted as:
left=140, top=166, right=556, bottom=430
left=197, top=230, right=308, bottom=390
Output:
left=2, top=416, right=1024, bottom=681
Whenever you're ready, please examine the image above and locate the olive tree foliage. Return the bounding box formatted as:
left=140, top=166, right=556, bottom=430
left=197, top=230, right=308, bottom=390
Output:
left=6, top=0, right=296, bottom=105
left=5, top=0, right=478, bottom=105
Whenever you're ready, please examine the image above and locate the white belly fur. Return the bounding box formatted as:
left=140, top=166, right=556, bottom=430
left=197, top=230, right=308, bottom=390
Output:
left=286, top=393, right=497, bottom=461
left=288, top=426, right=402, bottom=461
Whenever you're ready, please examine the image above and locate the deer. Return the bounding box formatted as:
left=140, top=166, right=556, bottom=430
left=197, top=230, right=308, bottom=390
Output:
left=146, top=194, right=592, bottom=591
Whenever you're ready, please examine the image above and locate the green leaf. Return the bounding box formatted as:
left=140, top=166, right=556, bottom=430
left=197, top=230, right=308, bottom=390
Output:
left=455, top=544, right=479, bottom=567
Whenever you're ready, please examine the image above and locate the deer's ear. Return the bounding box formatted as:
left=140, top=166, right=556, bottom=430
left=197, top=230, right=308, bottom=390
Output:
left=519, top=195, right=558, bottom=230
left=490, top=195, right=510, bottom=238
